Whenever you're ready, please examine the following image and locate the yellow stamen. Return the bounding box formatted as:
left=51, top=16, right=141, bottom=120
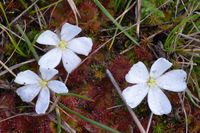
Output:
left=59, top=40, right=67, bottom=49
left=147, top=77, right=156, bottom=87
left=40, top=80, right=48, bottom=88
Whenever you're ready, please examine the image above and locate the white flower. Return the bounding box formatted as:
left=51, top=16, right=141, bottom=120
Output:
left=14, top=67, right=68, bottom=114
left=36, top=23, right=93, bottom=73
left=122, top=58, right=187, bottom=115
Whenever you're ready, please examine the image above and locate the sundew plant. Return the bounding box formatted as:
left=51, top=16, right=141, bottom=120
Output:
left=0, top=0, right=199, bottom=133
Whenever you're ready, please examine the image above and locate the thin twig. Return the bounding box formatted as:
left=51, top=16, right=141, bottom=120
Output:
left=174, top=0, right=180, bottom=18
left=106, top=69, right=146, bottom=133
left=0, top=111, right=74, bottom=132
left=34, top=3, right=46, bottom=29
left=186, top=89, right=200, bottom=103
left=109, top=0, right=135, bottom=49
left=69, top=0, right=171, bottom=70
left=120, top=30, right=164, bottom=55
left=0, top=59, right=35, bottom=77
left=71, top=23, right=138, bottom=73
left=47, top=96, right=61, bottom=114
left=178, top=93, right=188, bottom=133
left=63, top=121, right=76, bottom=133
left=0, top=112, right=40, bottom=123
left=120, top=45, right=137, bottom=55
left=0, top=24, right=25, bottom=40
left=67, top=0, right=80, bottom=25
left=106, top=105, right=124, bottom=110
left=0, top=47, right=16, bottom=70
left=146, top=112, right=153, bottom=133
left=49, top=1, right=59, bottom=26
left=70, top=0, right=171, bottom=74
left=48, top=114, right=76, bottom=133
left=10, top=0, right=40, bottom=25
left=64, top=73, right=69, bottom=84
left=178, top=33, right=200, bottom=43
left=115, top=1, right=135, bottom=21
left=70, top=37, right=113, bottom=74
left=136, top=0, right=142, bottom=38
left=0, top=0, right=40, bottom=36
left=0, top=60, right=16, bottom=77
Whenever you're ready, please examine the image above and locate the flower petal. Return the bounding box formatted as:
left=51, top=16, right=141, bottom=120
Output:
left=48, top=80, right=68, bottom=93
left=61, top=23, right=82, bottom=41
left=125, top=62, right=149, bottom=84
left=16, top=84, right=41, bottom=102
left=35, top=88, right=50, bottom=114
left=156, top=70, right=187, bottom=92
left=39, top=48, right=62, bottom=68
left=122, top=84, right=149, bottom=108
left=67, top=37, right=93, bottom=56
left=39, top=67, right=58, bottom=80
left=14, top=70, right=40, bottom=85
left=62, top=49, right=81, bottom=73
left=148, top=86, right=172, bottom=115
left=150, top=58, right=172, bottom=78
left=36, top=30, right=60, bottom=45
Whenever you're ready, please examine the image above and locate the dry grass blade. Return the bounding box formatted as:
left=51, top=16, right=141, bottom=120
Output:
left=0, top=112, right=75, bottom=133
left=106, top=69, right=146, bottom=133
left=0, top=60, right=16, bottom=77
left=67, top=0, right=80, bottom=25
left=109, top=0, right=136, bottom=49
left=0, top=59, right=35, bottom=77
left=0, top=0, right=40, bottom=36
left=34, top=4, right=47, bottom=29
left=0, top=112, right=40, bottom=123
left=178, top=33, right=200, bottom=43
left=178, top=93, right=188, bottom=133
left=136, top=0, right=142, bottom=38
left=48, top=96, right=61, bottom=114
left=146, top=113, right=153, bottom=133
left=48, top=114, right=76, bottom=133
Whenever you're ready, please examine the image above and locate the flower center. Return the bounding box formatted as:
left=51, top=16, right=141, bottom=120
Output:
left=147, top=77, right=156, bottom=87
left=39, top=80, right=48, bottom=88
left=59, top=40, right=67, bottom=50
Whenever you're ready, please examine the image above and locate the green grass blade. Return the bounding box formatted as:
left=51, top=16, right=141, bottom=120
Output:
left=0, top=24, right=26, bottom=56
left=57, top=92, right=94, bottom=102
left=56, top=108, right=62, bottom=133
left=19, top=0, right=28, bottom=8
left=186, top=90, right=200, bottom=108
left=164, top=14, right=199, bottom=52
left=93, top=0, right=139, bottom=45
left=16, top=24, right=39, bottom=61
left=58, top=102, right=121, bottom=133
left=110, top=0, right=133, bottom=49
left=0, top=2, right=10, bottom=29
left=30, top=0, right=63, bottom=14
